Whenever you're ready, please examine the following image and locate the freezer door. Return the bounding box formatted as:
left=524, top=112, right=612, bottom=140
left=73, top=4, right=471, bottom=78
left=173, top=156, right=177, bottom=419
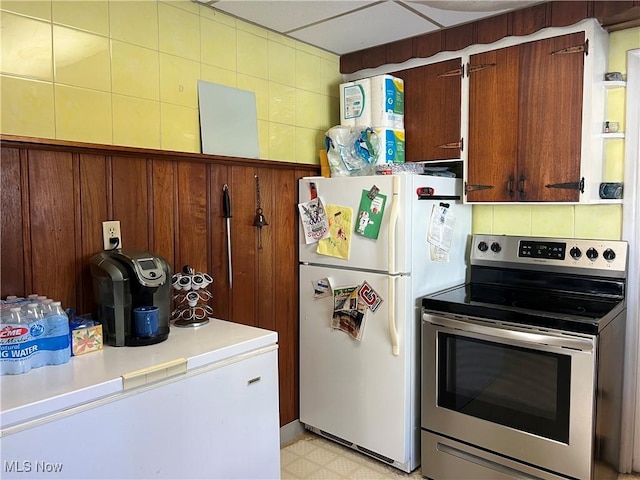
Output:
left=409, top=184, right=471, bottom=296
left=299, top=175, right=411, bottom=273
left=299, top=264, right=419, bottom=470
left=298, top=175, right=468, bottom=278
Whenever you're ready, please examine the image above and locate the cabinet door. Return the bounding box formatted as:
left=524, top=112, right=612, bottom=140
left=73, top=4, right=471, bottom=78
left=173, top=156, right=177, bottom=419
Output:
left=467, top=33, right=585, bottom=203
left=518, top=32, right=585, bottom=202
left=394, top=58, right=462, bottom=162
left=467, top=46, right=520, bottom=202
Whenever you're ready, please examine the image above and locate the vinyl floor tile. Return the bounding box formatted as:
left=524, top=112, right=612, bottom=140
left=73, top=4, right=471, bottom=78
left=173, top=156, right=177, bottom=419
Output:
left=281, top=433, right=421, bottom=479
left=281, top=432, right=640, bottom=480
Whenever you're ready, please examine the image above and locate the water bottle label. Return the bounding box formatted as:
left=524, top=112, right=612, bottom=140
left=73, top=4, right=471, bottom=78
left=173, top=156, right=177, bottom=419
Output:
left=0, top=325, right=30, bottom=342
left=1, top=338, right=38, bottom=359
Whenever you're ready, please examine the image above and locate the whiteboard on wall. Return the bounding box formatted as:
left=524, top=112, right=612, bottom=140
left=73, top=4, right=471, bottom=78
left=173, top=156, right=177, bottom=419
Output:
left=197, top=80, right=260, bottom=158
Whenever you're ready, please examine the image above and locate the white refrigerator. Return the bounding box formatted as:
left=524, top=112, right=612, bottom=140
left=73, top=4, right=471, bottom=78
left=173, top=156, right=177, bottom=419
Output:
left=298, top=174, right=471, bottom=473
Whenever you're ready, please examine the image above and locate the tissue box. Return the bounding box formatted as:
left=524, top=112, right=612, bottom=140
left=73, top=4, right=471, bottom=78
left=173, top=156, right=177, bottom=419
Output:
left=70, top=316, right=103, bottom=356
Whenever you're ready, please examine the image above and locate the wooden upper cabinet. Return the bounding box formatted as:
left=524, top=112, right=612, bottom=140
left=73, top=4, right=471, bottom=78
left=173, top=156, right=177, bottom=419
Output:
left=518, top=32, right=585, bottom=202
left=393, top=58, right=462, bottom=162
left=467, top=46, right=520, bottom=202
left=466, top=32, right=586, bottom=202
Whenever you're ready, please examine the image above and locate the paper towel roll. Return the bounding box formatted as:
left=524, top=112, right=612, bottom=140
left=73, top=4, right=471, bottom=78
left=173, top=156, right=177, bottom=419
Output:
left=372, top=128, right=405, bottom=164
left=370, top=75, right=404, bottom=129
left=343, top=75, right=405, bottom=129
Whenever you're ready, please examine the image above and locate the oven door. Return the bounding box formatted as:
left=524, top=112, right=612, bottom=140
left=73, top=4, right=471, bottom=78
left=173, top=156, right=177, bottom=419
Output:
left=422, top=313, right=597, bottom=480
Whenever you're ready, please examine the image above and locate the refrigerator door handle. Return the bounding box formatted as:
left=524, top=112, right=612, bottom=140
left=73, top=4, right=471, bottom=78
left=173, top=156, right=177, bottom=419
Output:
left=388, top=176, right=400, bottom=275
left=388, top=276, right=400, bottom=356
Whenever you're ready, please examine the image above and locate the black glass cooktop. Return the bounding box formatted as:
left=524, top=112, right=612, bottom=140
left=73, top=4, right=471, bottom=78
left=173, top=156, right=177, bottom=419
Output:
left=422, top=282, right=624, bottom=335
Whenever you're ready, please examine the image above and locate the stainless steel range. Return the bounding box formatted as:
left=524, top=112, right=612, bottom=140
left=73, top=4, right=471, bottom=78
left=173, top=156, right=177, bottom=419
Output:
left=421, top=234, right=628, bottom=480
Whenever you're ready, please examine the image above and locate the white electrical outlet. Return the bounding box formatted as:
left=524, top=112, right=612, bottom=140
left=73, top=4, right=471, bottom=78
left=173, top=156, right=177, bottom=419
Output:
left=102, top=221, right=122, bottom=250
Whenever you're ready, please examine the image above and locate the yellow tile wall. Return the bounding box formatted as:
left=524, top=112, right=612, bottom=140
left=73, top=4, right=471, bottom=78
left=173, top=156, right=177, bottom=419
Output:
left=0, top=0, right=342, bottom=162
left=472, top=27, right=639, bottom=240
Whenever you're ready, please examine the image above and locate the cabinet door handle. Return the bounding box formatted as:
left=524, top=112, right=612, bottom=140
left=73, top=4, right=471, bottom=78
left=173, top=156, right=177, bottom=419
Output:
left=465, top=183, right=494, bottom=194
left=468, top=63, right=496, bottom=74
left=436, top=140, right=462, bottom=149
left=519, top=174, right=526, bottom=200
left=437, top=66, right=463, bottom=78
left=545, top=177, right=585, bottom=193
left=550, top=40, right=588, bottom=56
left=247, top=376, right=261, bottom=385
left=507, top=176, right=515, bottom=199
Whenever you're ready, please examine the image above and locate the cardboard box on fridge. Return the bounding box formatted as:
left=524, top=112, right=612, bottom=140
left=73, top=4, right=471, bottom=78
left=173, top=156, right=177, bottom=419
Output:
left=373, top=128, right=405, bottom=164
left=319, top=149, right=331, bottom=178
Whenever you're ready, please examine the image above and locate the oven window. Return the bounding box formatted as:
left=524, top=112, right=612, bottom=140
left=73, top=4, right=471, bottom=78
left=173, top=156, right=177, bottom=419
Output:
left=438, top=333, right=570, bottom=443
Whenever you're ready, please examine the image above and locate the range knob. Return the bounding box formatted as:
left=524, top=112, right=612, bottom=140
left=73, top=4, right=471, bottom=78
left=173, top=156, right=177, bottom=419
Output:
left=569, top=246, right=582, bottom=259
left=586, top=247, right=599, bottom=261
left=478, top=241, right=489, bottom=252
left=603, top=248, right=616, bottom=261
left=490, top=242, right=502, bottom=253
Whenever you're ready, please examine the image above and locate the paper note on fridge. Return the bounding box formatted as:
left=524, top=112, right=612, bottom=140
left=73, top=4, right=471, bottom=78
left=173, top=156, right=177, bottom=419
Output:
left=317, top=205, right=353, bottom=260
left=312, top=277, right=332, bottom=299
left=299, top=197, right=329, bottom=244
left=427, top=204, right=455, bottom=252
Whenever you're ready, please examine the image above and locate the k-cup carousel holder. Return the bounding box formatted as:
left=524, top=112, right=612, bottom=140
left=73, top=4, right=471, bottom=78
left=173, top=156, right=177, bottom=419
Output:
left=171, top=266, right=214, bottom=327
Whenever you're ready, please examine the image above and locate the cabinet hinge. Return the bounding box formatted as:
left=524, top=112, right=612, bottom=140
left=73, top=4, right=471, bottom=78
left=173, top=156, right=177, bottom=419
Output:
left=465, top=183, right=494, bottom=194
left=545, top=177, right=585, bottom=193
left=437, top=139, right=463, bottom=150
left=467, top=63, right=497, bottom=75
left=438, top=65, right=464, bottom=78
left=551, top=40, right=588, bottom=56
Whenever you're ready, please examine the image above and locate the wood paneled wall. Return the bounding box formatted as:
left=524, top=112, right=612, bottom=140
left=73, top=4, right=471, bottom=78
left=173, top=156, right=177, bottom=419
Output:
left=0, top=135, right=319, bottom=426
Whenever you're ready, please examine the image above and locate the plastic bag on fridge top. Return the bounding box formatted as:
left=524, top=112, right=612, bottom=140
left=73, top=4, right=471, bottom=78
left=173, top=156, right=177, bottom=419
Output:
left=324, top=126, right=380, bottom=177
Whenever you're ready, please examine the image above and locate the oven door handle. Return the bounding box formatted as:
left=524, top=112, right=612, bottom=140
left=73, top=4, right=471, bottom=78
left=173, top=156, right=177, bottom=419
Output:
left=424, top=314, right=594, bottom=353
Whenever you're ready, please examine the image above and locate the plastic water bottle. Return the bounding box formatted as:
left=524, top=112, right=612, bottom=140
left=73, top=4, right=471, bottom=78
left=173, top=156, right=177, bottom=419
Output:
left=39, top=299, right=53, bottom=316
left=0, top=307, right=33, bottom=375
left=45, top=301, right=71, bottom=365
left=24, top=303, right=46, bottom=368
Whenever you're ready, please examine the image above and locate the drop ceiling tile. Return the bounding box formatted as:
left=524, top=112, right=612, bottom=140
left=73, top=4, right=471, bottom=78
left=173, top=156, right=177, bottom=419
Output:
left=210, top=0, right=375, bottom=33
left=403, top=1, right=511, bottom=27
left=289, top=1, right=438, bottom=55
left=196, top=0, right=547, bottom=57
left=403, top=1, right=541, bottom=27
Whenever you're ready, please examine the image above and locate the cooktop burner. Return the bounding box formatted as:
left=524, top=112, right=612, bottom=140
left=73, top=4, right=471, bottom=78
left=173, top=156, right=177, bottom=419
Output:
left=423, top=283, right=623, bottom=334
left=470, top=284, right=612, bottom=318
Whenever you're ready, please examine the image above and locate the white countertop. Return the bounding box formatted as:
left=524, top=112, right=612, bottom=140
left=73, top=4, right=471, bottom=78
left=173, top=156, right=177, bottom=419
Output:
left=0, top=318, right=277, bottom=430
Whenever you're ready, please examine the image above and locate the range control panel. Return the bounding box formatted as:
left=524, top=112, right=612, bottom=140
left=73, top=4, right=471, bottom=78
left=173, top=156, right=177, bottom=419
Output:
left=471, top=235, right=628, bottom=277
left=519, top=240, right=566, bottom=260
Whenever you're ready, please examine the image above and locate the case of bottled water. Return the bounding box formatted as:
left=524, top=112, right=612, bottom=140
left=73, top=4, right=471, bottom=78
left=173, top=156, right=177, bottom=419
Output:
left=1, top=296, right=71, bottom=375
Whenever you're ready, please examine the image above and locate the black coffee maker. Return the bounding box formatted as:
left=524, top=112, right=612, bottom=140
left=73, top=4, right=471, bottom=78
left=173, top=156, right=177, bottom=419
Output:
left=90, top=250, right=171, bottom=346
